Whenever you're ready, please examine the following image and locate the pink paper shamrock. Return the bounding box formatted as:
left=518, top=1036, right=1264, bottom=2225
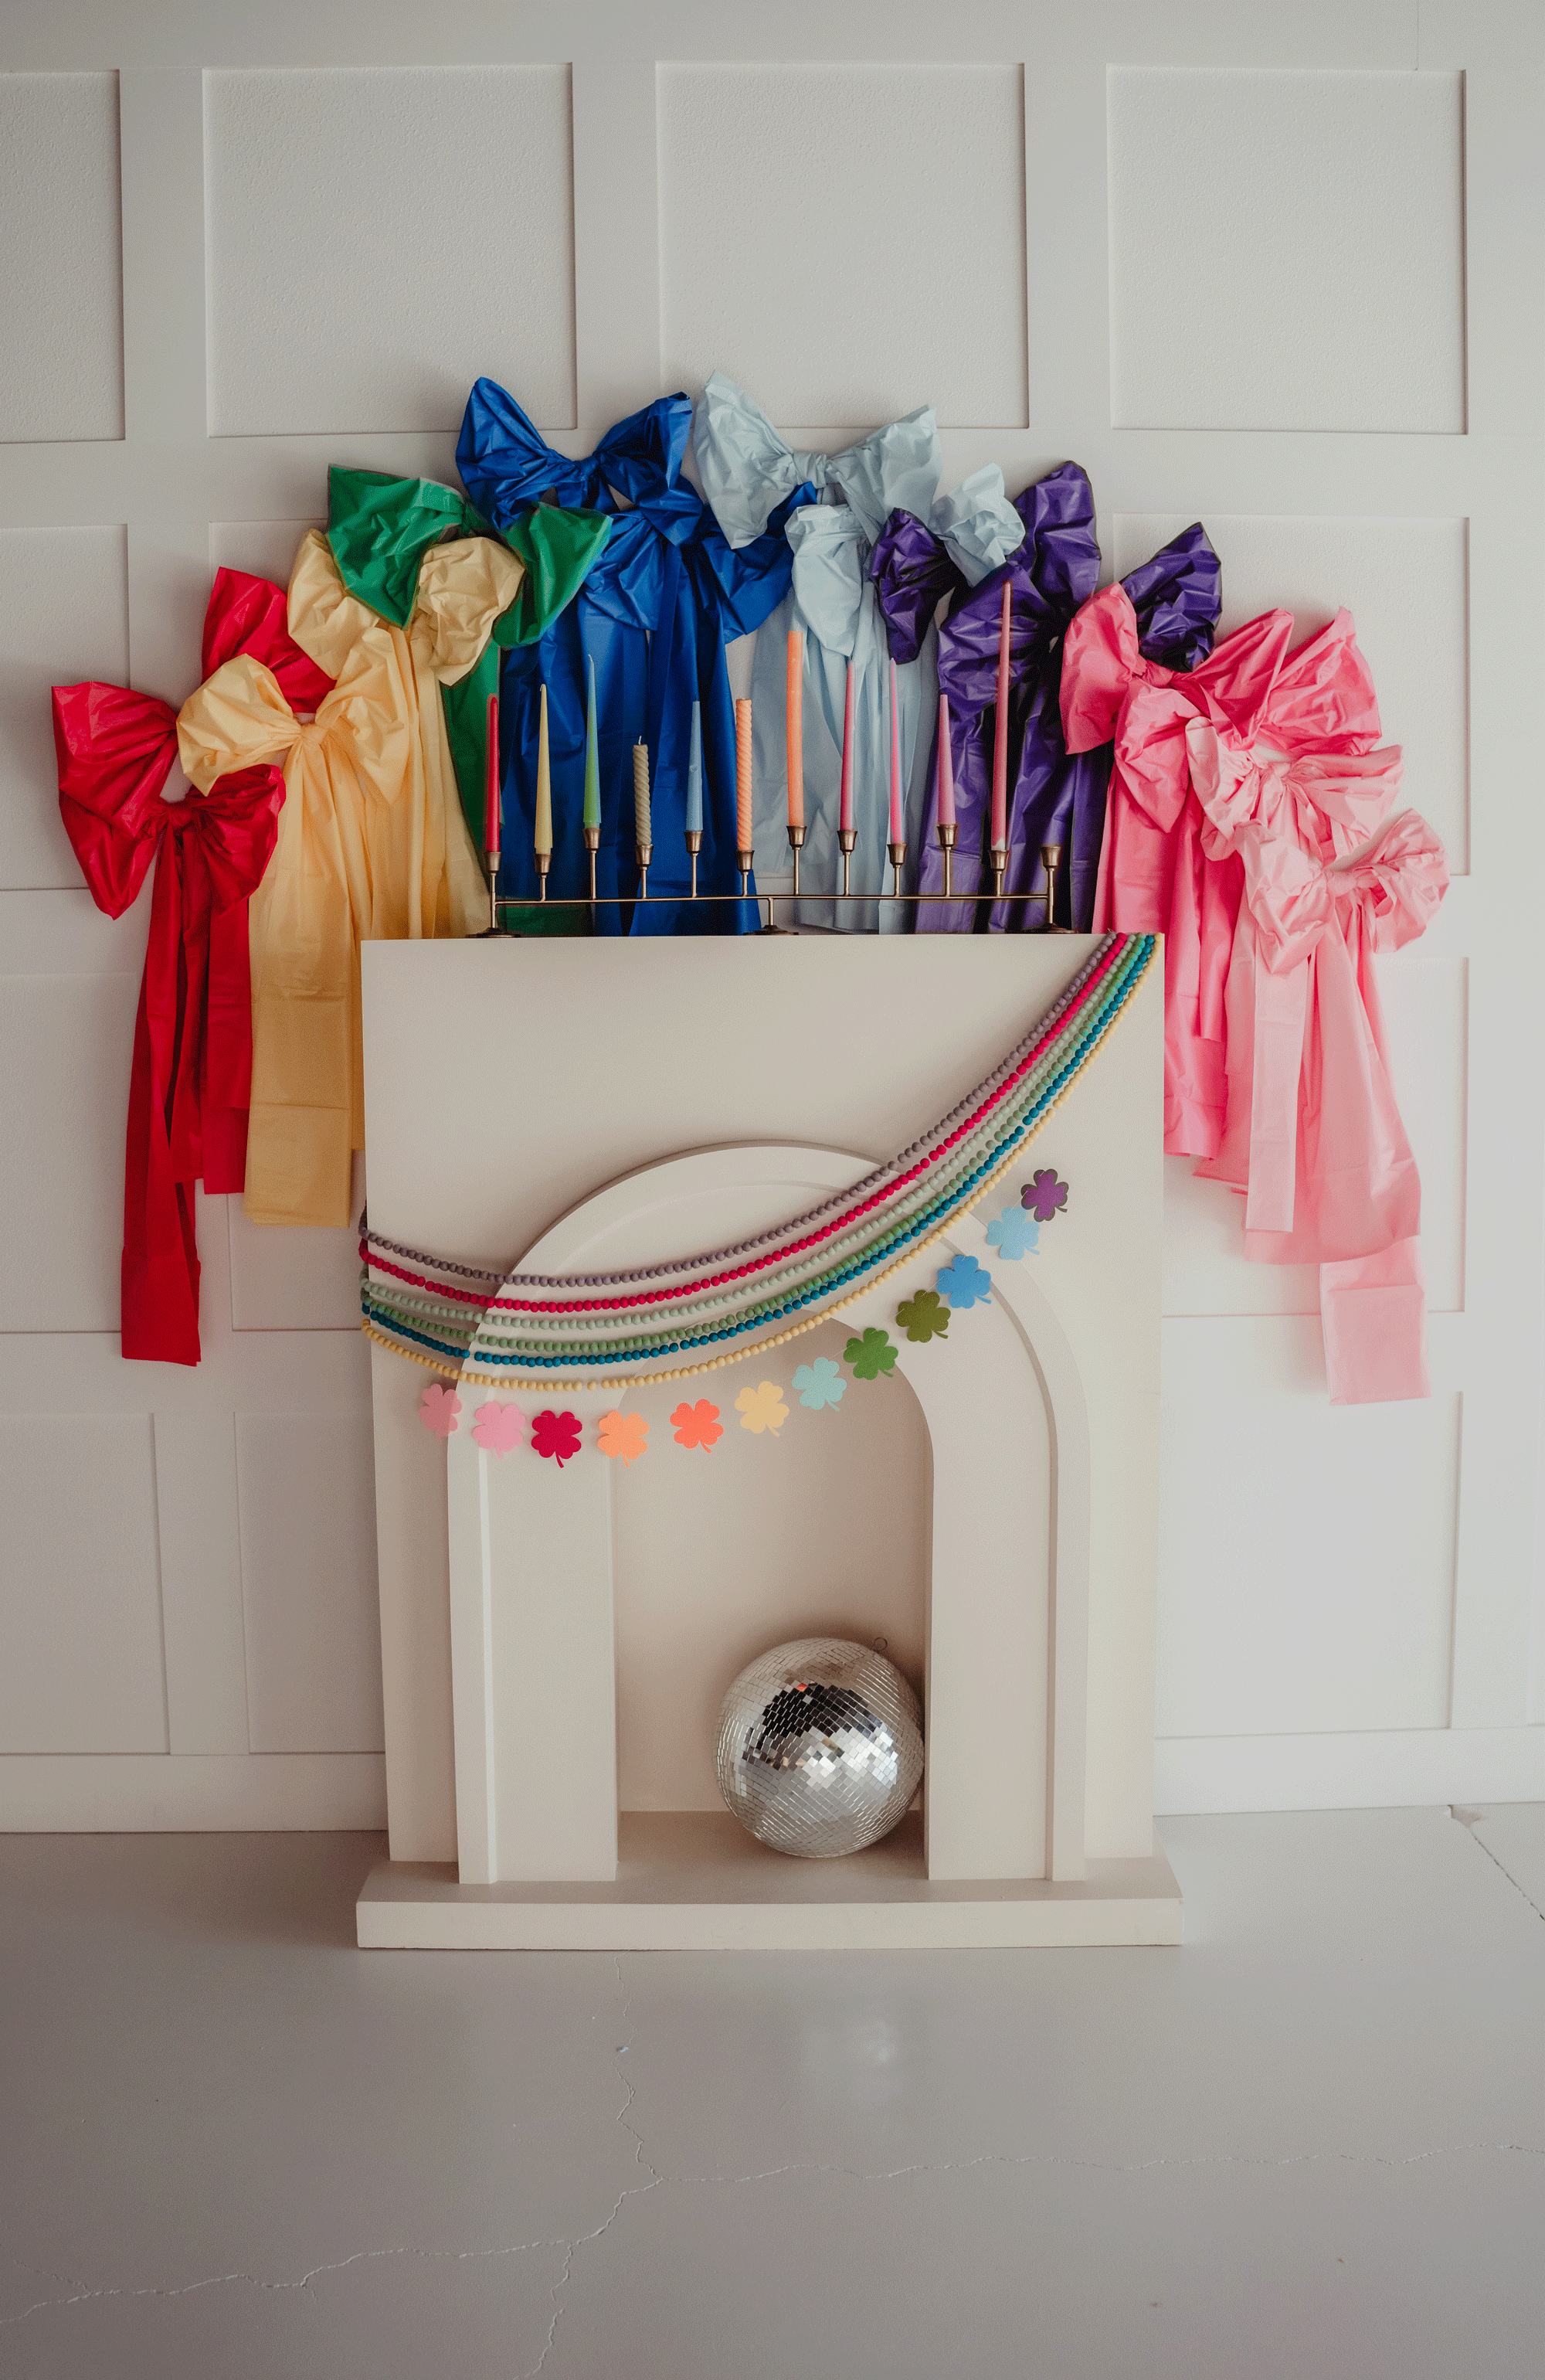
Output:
left=418, top=1383, right=461, bottom=1439
left=472, top=1401, right=526, bottom=1457
left=530, top=1408, right=582, bottom=1469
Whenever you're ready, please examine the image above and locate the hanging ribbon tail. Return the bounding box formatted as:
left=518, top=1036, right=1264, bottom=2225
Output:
left=1320, top=1239, right=1431, bottom=1404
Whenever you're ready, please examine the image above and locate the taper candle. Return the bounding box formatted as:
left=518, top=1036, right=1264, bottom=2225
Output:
left=582, top=652, right=601, bottom=830
left=839, top=659, right=856, bottom=833
left=633, top=741, right=651, bottom=847
left=483, top=687, right=501, bottom=857
left=786, top=628, right=804, bottom=831
left=534, top=684, right=552, bottom=855
left=888, top=658, right=903, bottom=845
left=685, top=700, right=703, bottom=834
left=734, top=698, right=753, bottom=852
left=991, top=579, right=1010, bottom=850
left=935, top=692, right=956, bottom=830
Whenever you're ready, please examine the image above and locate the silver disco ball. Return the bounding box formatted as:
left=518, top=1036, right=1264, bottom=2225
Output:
left=715, top=1637, right=924, bottom=1858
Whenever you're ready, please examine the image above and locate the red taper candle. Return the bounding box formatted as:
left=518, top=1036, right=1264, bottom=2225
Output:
left=990, top=580, right=1010, bottom=851
left=888, top=657, right=904, bottom=842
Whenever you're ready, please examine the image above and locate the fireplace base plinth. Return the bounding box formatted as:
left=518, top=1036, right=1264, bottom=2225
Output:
left=355, top=1813, right=1183, bottom=1950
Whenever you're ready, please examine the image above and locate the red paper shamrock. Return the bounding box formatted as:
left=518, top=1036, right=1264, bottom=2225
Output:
left=671, top=1398, right=724, bottom=1450
left=530, top=1408, right=582, bottom=1468
left=1024, top=1168, right=1068, bottom=1223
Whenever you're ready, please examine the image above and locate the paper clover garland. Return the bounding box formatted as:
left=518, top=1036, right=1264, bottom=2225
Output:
left=936, top=1253, right=993, bottom=1310
left=736, top=1381, right=789, bottom=1436
left=896, top=1289, right=949, bottom=1344
left=530, top=1409, right=582, bottom=1468
left=418, top=1383, right=461, bottom=1438
left=986, top=1205, right=1039, bottom=1261
left=598, top=1409, right=648, bottom=1466
left=671, top=1398, right=724, bottom=1450
left=1024, top=1168, right=1068, bottom=1222
left=472, top=1400, right=526, bottom=1455
left=844, top=1326, right=897, bottom=1381
left=793, top=1356, right=846, bottom=1410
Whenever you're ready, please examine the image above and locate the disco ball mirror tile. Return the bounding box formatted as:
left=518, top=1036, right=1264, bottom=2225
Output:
left=715, top=1637, right=924, bottom=1858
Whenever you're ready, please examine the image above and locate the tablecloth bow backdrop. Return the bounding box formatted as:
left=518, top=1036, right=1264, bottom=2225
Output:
left=50, top=369, right=1446, bottom=1402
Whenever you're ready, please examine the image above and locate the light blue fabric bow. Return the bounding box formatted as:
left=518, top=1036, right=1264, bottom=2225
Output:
left=694, top=371, right=942, bottom=548
left=932, top=464, right=1026, bottom=587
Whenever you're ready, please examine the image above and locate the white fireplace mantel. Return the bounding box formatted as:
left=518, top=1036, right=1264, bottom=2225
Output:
left=353, top=935, right=1180, bottom=1950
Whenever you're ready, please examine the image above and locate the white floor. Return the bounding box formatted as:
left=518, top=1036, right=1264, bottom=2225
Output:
left=2, top=1807, right=1543, bottom=2379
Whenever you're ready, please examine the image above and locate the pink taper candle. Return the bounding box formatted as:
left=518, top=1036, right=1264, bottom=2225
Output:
left=991, top=579, right=1010, bottom=850
left=786, top=629, right=804, bottom=831
left=839, top=659, right=856, bottom=832
left=888, top=658, right=903, bottom=842
left=935, top=693, right=956, bottom=829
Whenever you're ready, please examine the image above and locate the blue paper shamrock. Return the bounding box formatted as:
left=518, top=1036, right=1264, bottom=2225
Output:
left=936, top=1253, right=993, bottom=1311
left=986, top=1205, right=1040, bottom=1263
left=793, top=1356, right=847, bottom=1412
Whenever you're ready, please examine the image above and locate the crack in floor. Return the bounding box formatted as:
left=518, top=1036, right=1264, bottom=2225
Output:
left=1451, top=1805, right=1545, bottom=1923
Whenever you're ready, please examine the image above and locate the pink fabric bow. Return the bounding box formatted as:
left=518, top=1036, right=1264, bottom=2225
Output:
left=1187, top=715, right=1448, bottom=1401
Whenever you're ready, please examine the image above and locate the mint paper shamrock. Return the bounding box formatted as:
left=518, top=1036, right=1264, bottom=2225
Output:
left=793, top=1356, right=846, bottom=1411
left=1024, top=1168, right=1068, bottom=1223
left=897, top=1289, right=949, bottom=1344
left=844, top=1326, right=897, bottom=1381
left=986, top=1205, right=1040, bottom=1262
left=936, top=1253, right=993, bottom=1311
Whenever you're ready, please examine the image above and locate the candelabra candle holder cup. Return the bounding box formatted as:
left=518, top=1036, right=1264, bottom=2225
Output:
left=936, top=819, right=958, bottom=903
left=838, top=824, right=858, bottom=899
left=990, top=843, right=1009, bottom=905
left=787, top=820, right=806, bottom=900
left=1038, top=841, right=1071, bottom=933
left=582, top=824, right=600, bottom=909
left=684, top=827, right=703, bottom=902
left=534, top=850, right=552, bottom=903
left=738, top=848, right=756, bottom=899
left=888, top=838, right=907, bottom=899
left=635, top=842, right=652, bottom=903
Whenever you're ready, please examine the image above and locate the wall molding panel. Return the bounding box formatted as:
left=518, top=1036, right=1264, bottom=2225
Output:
left=0, top=0, right=1540, bottom=1826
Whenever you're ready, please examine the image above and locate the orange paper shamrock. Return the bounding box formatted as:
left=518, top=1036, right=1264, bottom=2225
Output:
left=598, top=1409, right=649, bottom=1467
left=671, top=1397, right=724, bottom=1450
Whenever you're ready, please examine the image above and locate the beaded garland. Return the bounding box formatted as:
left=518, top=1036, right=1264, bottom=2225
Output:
left=362, top=933, right=1156, bottom=1389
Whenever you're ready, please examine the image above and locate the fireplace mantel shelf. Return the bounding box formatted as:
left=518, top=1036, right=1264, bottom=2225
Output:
left=356, top=1813, right=1183, bottom=1950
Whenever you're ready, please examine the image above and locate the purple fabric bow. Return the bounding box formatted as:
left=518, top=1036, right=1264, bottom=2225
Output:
left=913, top=483, right=1222, bottom=933
left=871, top=509, right=965, bottom=665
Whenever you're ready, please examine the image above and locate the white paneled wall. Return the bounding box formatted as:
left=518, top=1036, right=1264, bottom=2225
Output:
left=0, top=0, right=1541, bottom=1829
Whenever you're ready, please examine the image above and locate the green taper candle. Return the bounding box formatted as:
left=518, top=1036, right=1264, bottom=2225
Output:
left=582, top=652, right=601, bottom=830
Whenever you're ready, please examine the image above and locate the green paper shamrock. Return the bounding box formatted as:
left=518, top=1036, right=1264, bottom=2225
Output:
left=896, top=1290, right=950, bottom=1345
left=844, top=1326, right=898, bottom=1381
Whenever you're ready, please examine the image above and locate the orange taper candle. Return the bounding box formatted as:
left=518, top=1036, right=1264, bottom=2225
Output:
left=734, top=697, right=754, bottom=852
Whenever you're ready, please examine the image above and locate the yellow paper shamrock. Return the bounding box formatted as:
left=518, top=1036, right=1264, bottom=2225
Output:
left=735, top=1380, right=789, bottom=1436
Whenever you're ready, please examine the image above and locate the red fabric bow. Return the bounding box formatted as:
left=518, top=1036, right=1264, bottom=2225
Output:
left=53, top=570, right=332, bottom=1365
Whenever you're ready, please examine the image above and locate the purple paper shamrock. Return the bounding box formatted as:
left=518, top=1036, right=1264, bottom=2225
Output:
left=1023, top=1168, right=1068, bottom=1224
left=936, top=1253, right=992, bottom=1311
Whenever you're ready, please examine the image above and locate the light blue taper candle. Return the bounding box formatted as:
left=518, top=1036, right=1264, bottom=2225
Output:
left=684, top=699, right=704, bottom=835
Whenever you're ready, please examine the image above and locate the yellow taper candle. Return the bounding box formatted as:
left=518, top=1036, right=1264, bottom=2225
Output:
left=534, top=684, right=552, bottom=856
